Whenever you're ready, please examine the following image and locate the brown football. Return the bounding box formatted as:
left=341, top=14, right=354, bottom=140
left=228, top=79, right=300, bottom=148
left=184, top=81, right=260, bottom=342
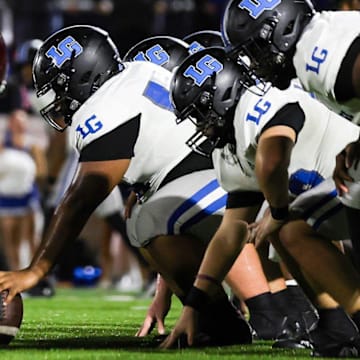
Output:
left=0, top=290, right=23, bottom=345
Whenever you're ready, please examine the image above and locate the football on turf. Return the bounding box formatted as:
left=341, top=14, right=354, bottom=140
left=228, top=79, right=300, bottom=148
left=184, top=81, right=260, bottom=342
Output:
left=0, top=291, right=23, bottom=345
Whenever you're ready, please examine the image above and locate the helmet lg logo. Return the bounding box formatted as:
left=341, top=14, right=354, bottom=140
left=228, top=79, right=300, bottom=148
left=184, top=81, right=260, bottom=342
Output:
left=238, top=0, right=281, bottom=19
left=45, top=36, right=83, bottom=68
left=183, top=55, right=223, bottom=86
left=133, top=44, right=170, bottom=67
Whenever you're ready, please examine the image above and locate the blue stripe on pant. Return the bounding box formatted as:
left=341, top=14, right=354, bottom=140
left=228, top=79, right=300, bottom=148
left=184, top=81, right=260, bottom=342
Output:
left=301, top=189, right=343, bottom=230
left=167, top=179, right=227, bottom=235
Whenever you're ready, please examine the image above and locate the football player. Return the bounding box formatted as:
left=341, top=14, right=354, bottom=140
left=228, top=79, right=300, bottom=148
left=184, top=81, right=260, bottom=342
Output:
left=0, top=25, right=254, bottom=346
left=162, top=47, right=360, bottom=357
left=222, top=0, right=360, bottom=268
left=182, top=29, right=317, bottom=327
left=124, top=33, right=313, bottom=341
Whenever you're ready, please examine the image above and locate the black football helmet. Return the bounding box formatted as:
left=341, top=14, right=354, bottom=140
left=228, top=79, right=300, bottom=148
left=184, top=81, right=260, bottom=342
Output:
left=171, top=47, right=252, bottom=155
left=183, top=30, right=225, bottom=54
left=222, top=0, right=315, bottom=89
left=123, top=35, right=190, bottom=72
left=33, top=25, right=122, bottom=131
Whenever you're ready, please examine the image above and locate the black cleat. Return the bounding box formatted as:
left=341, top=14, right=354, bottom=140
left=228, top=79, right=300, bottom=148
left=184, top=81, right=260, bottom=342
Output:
left=249, top=311, right=285, bottom=340
left=310, top=327, right=360, bottom=358
left=198, top=297, right=253, bottom=346
left=272, top=312, right=314, bottom=350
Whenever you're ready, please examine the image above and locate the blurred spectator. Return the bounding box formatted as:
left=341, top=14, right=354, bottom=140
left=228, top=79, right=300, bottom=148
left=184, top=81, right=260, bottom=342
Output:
left=0, top=38, right=43, bottom=114
left=6, top=0, right=63, bottom=48
left=0, top=0, right=14, bottom=48
left=0, top=38, right=52, bottom=295
left=0, top=110, right=42, bottom=270
left=337, top=0, right=360, bottom=9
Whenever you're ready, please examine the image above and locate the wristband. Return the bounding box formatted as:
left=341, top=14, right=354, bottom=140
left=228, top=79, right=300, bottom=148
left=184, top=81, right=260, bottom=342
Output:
left=269, top=205, right=289, bottom=221
left=196, top=273, right=221, bottom=287
left=184, top=286, right=209, bottom=311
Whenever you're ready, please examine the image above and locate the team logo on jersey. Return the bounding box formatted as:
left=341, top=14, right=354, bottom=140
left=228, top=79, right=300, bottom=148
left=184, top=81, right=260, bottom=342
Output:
left=238, top=0, right=281, bottom=19
left=46, top=36, right=83, bottom=68
left=246, top=98, right=272, bottom=125
left=305, top=46, right=328, bottom=75
left=76, top=114, right=103, bottom=139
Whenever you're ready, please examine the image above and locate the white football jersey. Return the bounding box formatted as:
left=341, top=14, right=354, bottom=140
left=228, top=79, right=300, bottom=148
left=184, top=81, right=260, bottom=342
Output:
left=293, top=11, right=360, bottom=123
left=69, top=61, right=196, bottom=192
left=213, top=83, right=360, bottom=196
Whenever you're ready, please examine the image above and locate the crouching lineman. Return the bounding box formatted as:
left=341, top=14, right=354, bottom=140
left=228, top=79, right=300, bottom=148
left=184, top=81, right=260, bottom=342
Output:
left=222, top=0, right=360, bottom=269
left=124, top=32, right=317, bottom=343
left=162, top=47, right=360, bottom=357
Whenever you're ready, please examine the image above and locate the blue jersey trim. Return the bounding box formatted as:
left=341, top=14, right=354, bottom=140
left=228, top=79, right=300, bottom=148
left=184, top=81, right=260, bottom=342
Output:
left=143, top=81, right=173, bottom=111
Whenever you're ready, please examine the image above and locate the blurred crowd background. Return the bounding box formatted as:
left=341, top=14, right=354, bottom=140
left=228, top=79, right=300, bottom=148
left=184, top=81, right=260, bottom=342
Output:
left=0, top=0, right=356, bottom=57
left=0, top=0, right=357, bottom=297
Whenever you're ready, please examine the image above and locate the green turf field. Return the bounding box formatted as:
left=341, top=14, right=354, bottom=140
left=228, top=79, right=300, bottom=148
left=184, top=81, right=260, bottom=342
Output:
left=1, top=288, right=322, bottom=359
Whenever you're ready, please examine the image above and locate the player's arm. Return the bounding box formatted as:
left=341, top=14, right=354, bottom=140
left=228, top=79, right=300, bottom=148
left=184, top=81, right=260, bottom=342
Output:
left=193, top=204, right=260, bottom=295
left=30, top=117, right=140, bottom=274
left=256, top=126, right=295, bottom=210
left=333, top=36, right=360, bottom=192
left=251, top=103, right=304, bottom=245
left=29, top=158, right=130, bottom=277
left=161, top=193, right=262, bottom=348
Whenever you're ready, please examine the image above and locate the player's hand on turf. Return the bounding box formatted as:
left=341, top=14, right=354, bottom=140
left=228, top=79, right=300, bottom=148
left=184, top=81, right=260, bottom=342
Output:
left=135, top=285, right=171, bottom=336
left=0, top=269, right=40, bottom=304
left=248, top=211, right=285, bottom=247
left=160, top=306, right=198, bottom=349
left=333, top=141, right=360, bottom=195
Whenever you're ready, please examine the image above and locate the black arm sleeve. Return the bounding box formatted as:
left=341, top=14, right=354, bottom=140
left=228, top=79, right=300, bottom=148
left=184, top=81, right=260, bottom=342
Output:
left=226, top=190, right=265, bottom=208
left=260, top=102, right=305, bottom=140
left=79, top=114, right=140, bottom=162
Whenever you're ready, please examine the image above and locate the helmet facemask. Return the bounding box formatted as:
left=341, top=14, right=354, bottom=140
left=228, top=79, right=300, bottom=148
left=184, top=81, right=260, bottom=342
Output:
left=175, top=73, right=238, bottom=156
left=36, top=50, right=82, bottom=131
left=229, top=19, right=295, bottom=90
